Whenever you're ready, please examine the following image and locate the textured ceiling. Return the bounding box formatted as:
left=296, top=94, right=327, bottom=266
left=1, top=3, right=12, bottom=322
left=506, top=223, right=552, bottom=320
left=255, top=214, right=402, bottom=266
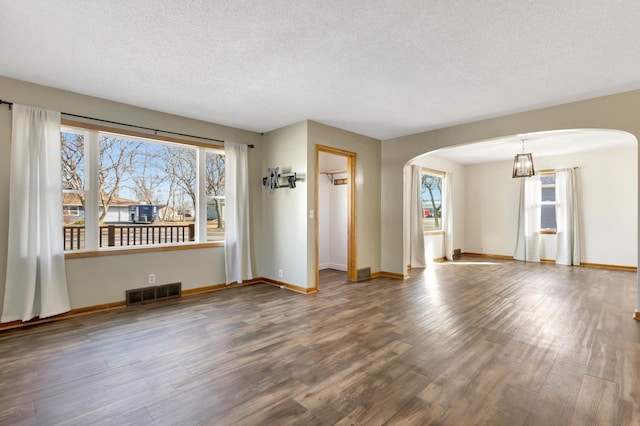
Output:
left=1, top=1, right=640, bottom=140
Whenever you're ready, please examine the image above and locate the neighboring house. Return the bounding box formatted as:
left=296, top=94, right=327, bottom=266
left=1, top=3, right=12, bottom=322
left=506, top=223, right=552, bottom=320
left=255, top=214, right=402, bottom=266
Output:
left=62, top=193, right=84, bottom=224
left=62, top=193, right=141, bottom=224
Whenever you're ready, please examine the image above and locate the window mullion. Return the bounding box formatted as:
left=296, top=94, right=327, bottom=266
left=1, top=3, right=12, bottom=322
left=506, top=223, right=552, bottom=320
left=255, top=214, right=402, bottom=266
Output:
left=84, top=130, right=100, bottom=250
left=196, top=147, right=207, bottom=243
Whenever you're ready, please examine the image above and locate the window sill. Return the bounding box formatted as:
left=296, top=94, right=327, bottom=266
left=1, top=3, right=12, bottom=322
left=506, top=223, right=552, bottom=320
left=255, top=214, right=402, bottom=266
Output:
left=423, top=230, right=445, bottom=236
left=65, top=241, right=224, bottom=259
left=539, top=230, right=557, bottom=235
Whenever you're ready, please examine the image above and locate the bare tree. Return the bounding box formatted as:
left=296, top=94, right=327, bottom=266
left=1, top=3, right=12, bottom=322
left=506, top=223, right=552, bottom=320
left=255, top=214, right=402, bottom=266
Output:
left=151, top=176, right=179, bottom=222
left=98, top=136, right=142, bottom=223
left=421, top=175, right=442, bottom=228
left=61, top=132, right=85, bottom=205
left=162, top=146, right=197, bottom=221
left=61, top=132, right=209, bottom=227
left=206, top=152, right=225, bottom=228
left=126, top=145, right=175, bottom=216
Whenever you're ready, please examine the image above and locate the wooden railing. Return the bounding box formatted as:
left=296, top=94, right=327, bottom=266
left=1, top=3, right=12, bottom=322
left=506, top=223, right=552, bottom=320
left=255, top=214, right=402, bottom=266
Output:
left=63, top=224, right=195, bottom=251
left=64, top=226, right=85, bottom=251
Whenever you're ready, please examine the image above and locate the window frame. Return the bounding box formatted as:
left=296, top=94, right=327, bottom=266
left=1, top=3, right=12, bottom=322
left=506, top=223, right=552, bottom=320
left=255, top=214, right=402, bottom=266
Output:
left=61, top=119, right=225, bottom=257
left=420, top=168, right=445, bottom=234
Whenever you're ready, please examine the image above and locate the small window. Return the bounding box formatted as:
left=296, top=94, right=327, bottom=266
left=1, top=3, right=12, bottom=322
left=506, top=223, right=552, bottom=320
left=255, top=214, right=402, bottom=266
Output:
left=63, top=205, right=81, bottom=217
left=421, top=171, right=443, bottom=232
left=540, top=173, right=556, bottom=231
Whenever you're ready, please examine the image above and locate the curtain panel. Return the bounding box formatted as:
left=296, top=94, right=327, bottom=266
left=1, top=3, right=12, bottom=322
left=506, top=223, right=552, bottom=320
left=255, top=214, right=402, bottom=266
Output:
left=443, top=172, right=454, bottom=261
left=2, top=104, right=70, bottom=322
left=514, top=176, right=541, bottom=262
left=409, top=165, right=426, bottom=268
left=555, top=168, right=580, bottom=265
left=223, top=141, right=253, bottom=284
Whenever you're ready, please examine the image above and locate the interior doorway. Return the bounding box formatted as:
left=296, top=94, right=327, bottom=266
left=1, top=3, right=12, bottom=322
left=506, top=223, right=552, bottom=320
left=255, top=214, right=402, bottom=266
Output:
left=315, top=145, right=356, bottom=289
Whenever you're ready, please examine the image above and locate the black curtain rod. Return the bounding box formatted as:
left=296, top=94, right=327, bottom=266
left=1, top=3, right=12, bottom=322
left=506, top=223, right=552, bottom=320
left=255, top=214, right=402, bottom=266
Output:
left=0, top=99, right=254, bottom=148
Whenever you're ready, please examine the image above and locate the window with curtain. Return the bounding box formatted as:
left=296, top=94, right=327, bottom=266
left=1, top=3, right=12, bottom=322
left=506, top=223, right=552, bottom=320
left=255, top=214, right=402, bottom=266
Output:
left=61, top=123, right=225, bottom=251
left=421, top=170, right=444, bottom=232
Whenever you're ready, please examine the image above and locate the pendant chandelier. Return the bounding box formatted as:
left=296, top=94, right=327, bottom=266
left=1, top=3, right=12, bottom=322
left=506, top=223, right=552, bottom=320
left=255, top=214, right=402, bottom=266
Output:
left=512, top=139, right=535, bottom=178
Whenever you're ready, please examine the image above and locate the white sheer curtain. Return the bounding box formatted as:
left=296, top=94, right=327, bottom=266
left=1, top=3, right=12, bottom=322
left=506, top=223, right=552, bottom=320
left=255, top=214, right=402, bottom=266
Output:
left=443, top=172, right=454, bottom=260
left=556, top=168, right=580, bottom=265
left=514, top=176, right=541, bottom=262
left=224, top=141, right=253, bottom=284
left=2, top=104, right=70, bottom=322
left=409, top=165, right=426, bottom=268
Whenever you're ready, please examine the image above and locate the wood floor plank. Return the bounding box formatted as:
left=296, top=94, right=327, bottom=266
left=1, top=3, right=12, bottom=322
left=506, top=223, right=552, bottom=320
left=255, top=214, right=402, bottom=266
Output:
left=417, top=339, right=499, bottom=407
left=293, top=339, right=411, bottom=410
left=335, top=369, right=431, bottom=425
left=0, top=260, right=637, bottom=425
left=384, top=397, right=447, bottom=425
left=523, top=358, right=587, bottom=425
left=570, top=375, right=619, bottom=425
left=478, top=384, right=538, bottom=426
left=0, top=400, right=34, bottom=425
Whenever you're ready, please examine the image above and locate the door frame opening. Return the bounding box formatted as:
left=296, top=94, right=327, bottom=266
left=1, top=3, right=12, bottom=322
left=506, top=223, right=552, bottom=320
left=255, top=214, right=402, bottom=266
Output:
left=315, top=145, right=357, bottom=289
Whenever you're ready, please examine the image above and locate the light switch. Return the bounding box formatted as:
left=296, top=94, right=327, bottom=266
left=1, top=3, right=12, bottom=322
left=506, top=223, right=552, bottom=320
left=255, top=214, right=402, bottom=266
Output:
left=309, top=210, right=314, bottom=219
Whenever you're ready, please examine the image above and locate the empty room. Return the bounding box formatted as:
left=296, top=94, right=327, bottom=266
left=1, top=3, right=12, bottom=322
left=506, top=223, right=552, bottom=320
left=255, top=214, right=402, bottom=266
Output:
left=1, top=1, right=639, bottom=425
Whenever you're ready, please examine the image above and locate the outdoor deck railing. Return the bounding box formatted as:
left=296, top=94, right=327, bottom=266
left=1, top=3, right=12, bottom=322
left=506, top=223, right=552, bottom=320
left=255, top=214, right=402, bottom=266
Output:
left=63, top=224, right=195, bottom=251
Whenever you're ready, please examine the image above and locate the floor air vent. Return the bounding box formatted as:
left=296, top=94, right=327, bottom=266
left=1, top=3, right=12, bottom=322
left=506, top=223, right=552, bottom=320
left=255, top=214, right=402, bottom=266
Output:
left=126, top=282, right=181, bottom=306
left=356, top=267, right=371, bottom=282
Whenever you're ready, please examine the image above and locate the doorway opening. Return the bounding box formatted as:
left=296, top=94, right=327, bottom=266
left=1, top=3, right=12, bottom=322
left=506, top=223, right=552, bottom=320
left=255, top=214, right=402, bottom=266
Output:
left=315, top=145, right=356, bottom=289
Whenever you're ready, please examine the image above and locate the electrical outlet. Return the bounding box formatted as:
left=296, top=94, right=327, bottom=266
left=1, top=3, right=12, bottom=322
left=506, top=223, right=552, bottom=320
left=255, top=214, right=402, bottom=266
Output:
left=148, top=273, right=156, bottom=284
left=278, top=269, right=283, bottom=278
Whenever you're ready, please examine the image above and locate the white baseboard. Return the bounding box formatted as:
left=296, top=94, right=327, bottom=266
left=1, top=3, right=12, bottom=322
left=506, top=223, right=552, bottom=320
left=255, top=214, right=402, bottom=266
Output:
left=329, top=263, right=348, bottom=271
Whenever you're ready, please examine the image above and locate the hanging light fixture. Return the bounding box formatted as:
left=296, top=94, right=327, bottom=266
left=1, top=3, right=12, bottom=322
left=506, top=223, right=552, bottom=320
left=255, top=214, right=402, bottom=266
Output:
left=512, top=139, right=535, bottom=178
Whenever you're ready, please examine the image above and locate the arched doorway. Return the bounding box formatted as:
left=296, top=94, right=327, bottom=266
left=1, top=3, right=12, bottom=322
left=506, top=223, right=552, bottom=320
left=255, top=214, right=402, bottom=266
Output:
left=403, top=129, right=637, bottom=270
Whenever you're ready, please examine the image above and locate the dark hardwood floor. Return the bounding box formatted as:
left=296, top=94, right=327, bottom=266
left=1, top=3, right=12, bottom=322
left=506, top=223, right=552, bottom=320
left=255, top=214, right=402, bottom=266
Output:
left=0, top=259, right=638, bottom=425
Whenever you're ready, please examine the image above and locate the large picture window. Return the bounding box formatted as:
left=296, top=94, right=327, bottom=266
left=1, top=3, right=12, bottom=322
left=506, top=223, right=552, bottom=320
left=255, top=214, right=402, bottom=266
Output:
left=61, top=123, right=224, bottom=252
left=421, top=170, right=443, bottom=232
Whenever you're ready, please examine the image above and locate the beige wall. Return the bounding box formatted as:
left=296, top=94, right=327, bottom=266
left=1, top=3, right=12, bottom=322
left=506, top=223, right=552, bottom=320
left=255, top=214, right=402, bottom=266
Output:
left=464, top=160, right=520, bottom=257
left=382, top=90, right=640, bottom=281
left=0, top=76, right=262, bottom=309
left=260, top=120, right=382, bottom=289
left=261, top=121, right=309, bottom=287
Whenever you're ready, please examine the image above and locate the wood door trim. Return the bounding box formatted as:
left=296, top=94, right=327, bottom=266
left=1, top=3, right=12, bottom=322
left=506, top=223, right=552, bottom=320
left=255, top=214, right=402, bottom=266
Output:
left=315, top=145, right=357, bottom=289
